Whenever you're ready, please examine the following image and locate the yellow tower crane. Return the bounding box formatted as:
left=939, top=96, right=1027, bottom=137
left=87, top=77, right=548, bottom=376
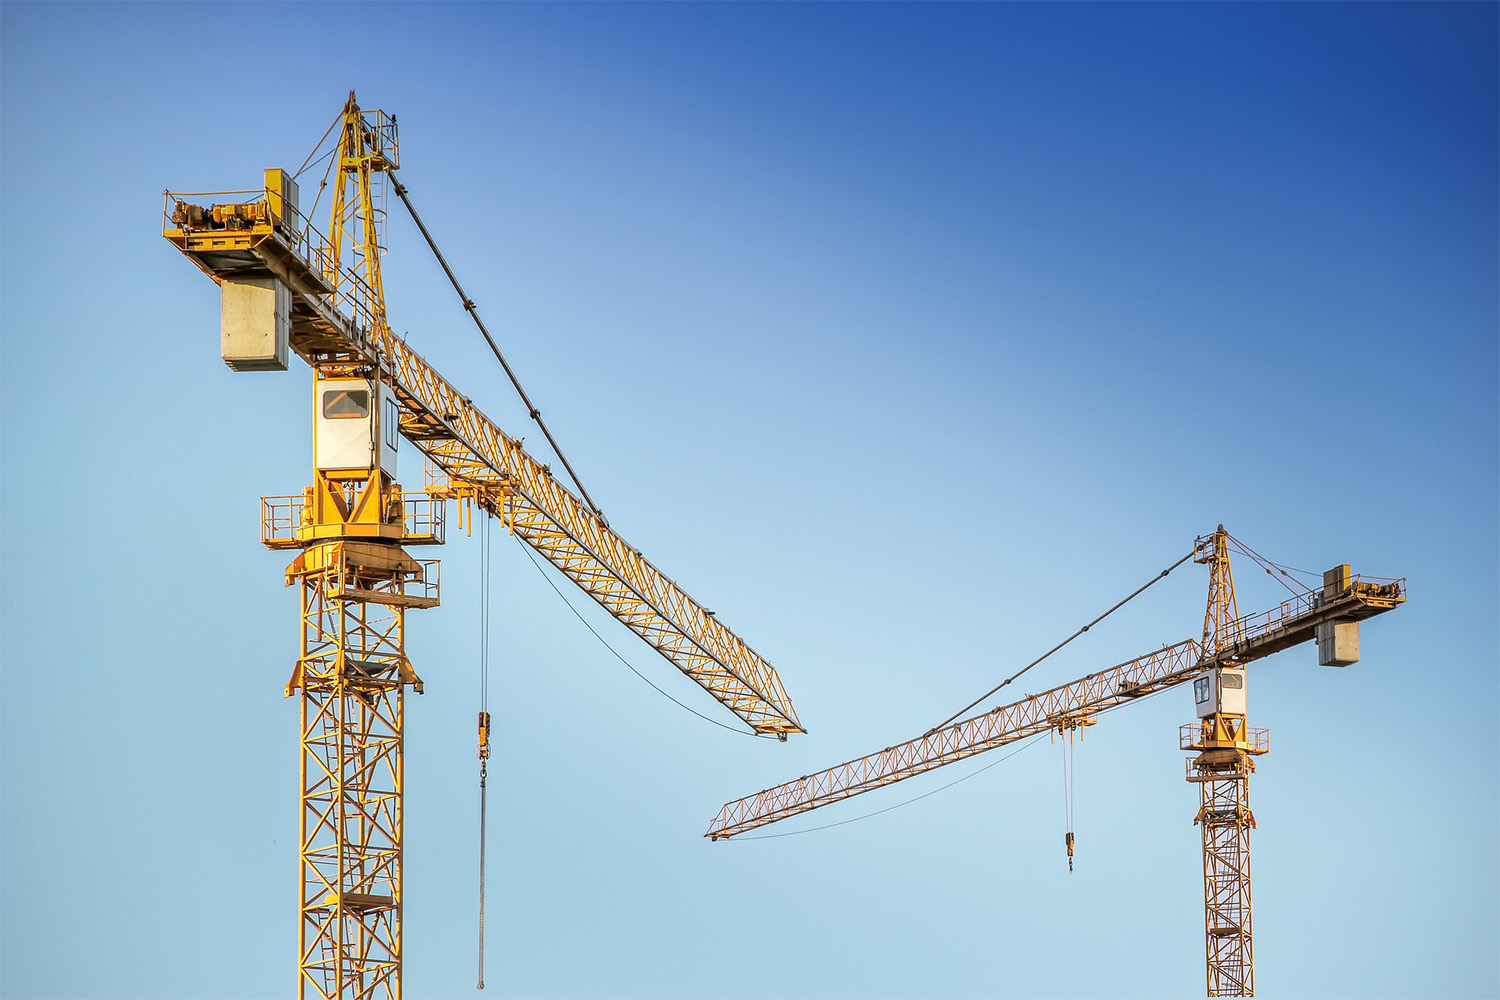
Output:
left=707, top=527, right=1405, bottom=997
left=163, top=94, right=803, bottom=999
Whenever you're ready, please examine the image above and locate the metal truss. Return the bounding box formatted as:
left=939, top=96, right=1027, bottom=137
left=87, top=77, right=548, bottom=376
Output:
left=706, top=640, right=1206, bottom=838
left=276, top=469, right=437, bottom=1000
left=1189, top=753, right=1257, bottom=997
left=381, top=335, right=802, bottom=735
left=291, top=565, right=411, bottom=1000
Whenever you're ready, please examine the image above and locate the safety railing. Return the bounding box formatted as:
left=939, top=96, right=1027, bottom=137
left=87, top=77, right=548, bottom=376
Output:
left=390, top=559, right=440, bottom=605
left=401, top=497, right=446, bottom=545
left=1218, top=575, right=1407, bottom=652
left=163, top=188, right=383, bottom=335
left=322, top=555, right=440, bottom=609
left=261, top=494, right=304, bottom=548
left=260, top=494, right=446, bottom=546
left=1180, top=723, right=1270, bottom=754
left=357, top=107, right=399, bottom=168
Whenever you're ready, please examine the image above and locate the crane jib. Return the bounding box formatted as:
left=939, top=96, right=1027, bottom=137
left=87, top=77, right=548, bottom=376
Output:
left=707, top=640, right=1204, bottom=839
left=707, top=572, right=1405, bottom=838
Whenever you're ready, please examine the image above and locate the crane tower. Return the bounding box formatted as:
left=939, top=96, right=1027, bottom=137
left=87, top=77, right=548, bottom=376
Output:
left=708, top=527, right=1404, bottom=996
left=164, top=95, right=804, bottom=999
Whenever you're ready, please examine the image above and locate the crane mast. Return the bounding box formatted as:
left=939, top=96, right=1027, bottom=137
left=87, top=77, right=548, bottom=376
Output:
left=285, top=97, right=419, bottom=999
left=707, top=528, right=1405, bottom=996
left=1186, top=529, right=1262, bottom=996
left=164, top=95, right=804, bottom=999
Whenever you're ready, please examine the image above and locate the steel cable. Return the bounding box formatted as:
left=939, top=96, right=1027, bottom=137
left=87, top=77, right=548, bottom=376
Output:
left=1062, top=732, right=1075, bottom=872
left=293, top=110, right=343, bottom=179
left=1224, top=530, right=1314, bottom=597
left=477, top=766, right=487, bottom=991
left=300, top=142, right=341, bottom=247
left=728, top=674, right=1184, bottom=842
left=925, top=549, right=1196, bottom=735
left=514, top=535, right=769, bottom=738
left=390, top=178, right=606, bottom=521
left=477, top=516, right=491, bottom=990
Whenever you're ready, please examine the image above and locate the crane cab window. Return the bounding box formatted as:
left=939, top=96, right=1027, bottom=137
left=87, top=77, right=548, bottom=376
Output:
left=1194, top=677, right=1210, bottom=702
left=1220, top=673, right=1244, bottom=689
left=385, top=397, right=400, bottom=449
left=323, top=389, right=370, bottom=419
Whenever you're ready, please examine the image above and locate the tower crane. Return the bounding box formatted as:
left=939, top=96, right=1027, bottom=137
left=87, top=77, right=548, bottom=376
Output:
left=163, top=94, right=803, bottom=1000
left=707, top=527, right=1405, bottom=997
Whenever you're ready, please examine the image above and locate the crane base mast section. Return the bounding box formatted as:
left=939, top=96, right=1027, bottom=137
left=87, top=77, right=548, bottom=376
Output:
left=1188, top=754, right=1257, bottom=998
left=1183, top=729, right=1267, bottom=998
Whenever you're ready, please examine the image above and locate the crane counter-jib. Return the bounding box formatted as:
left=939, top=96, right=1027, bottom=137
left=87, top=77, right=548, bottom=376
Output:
left=163, top=186, right=803, bottom=737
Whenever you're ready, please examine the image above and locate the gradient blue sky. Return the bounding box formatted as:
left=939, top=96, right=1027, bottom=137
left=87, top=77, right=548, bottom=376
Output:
left=2, top=3, right=1496, bottom=998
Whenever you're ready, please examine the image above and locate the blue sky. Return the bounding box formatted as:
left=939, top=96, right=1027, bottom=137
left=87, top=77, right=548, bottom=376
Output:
left=2, top=3, right=1495, bottom=998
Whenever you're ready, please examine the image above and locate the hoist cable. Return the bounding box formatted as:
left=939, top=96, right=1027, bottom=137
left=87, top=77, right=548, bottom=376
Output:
left=925, top=549, right=1196, bottom=735
left=514, top=536, right=770, bottom=738
left=389, top=178, right=606, bottom=520
left=729, top=734, right=1049, bottom=840
left=477, top=767, right=487, bottom=991
left=480, top=516, right=491, bottom=713
left=1062, top=733, right=1075, bottom=873
left=476, top=516, right=491, bottom=991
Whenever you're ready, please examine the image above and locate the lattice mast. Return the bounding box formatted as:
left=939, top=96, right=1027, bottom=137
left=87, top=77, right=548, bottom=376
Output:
left=1185, top=527, right=1266, bottom=997
left=278, top=97, right=432, bottom=1000
left=324, top=93, right=395, bottom=331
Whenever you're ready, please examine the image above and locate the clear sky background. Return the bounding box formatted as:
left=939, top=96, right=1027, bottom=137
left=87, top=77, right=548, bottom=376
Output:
left=2, top=3, right=1496, bottom=999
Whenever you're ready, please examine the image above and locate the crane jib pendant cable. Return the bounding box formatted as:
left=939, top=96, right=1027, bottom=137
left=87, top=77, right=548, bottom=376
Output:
left=389, top=178, right=606, bottom=522
left=926, top=549, right=1197, bottom=735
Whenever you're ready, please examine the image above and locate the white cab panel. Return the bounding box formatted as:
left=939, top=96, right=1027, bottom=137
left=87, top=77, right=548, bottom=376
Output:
left=1193, top=667, right=1247, bottom=718
left=314, top=378, right=398, bottom=476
